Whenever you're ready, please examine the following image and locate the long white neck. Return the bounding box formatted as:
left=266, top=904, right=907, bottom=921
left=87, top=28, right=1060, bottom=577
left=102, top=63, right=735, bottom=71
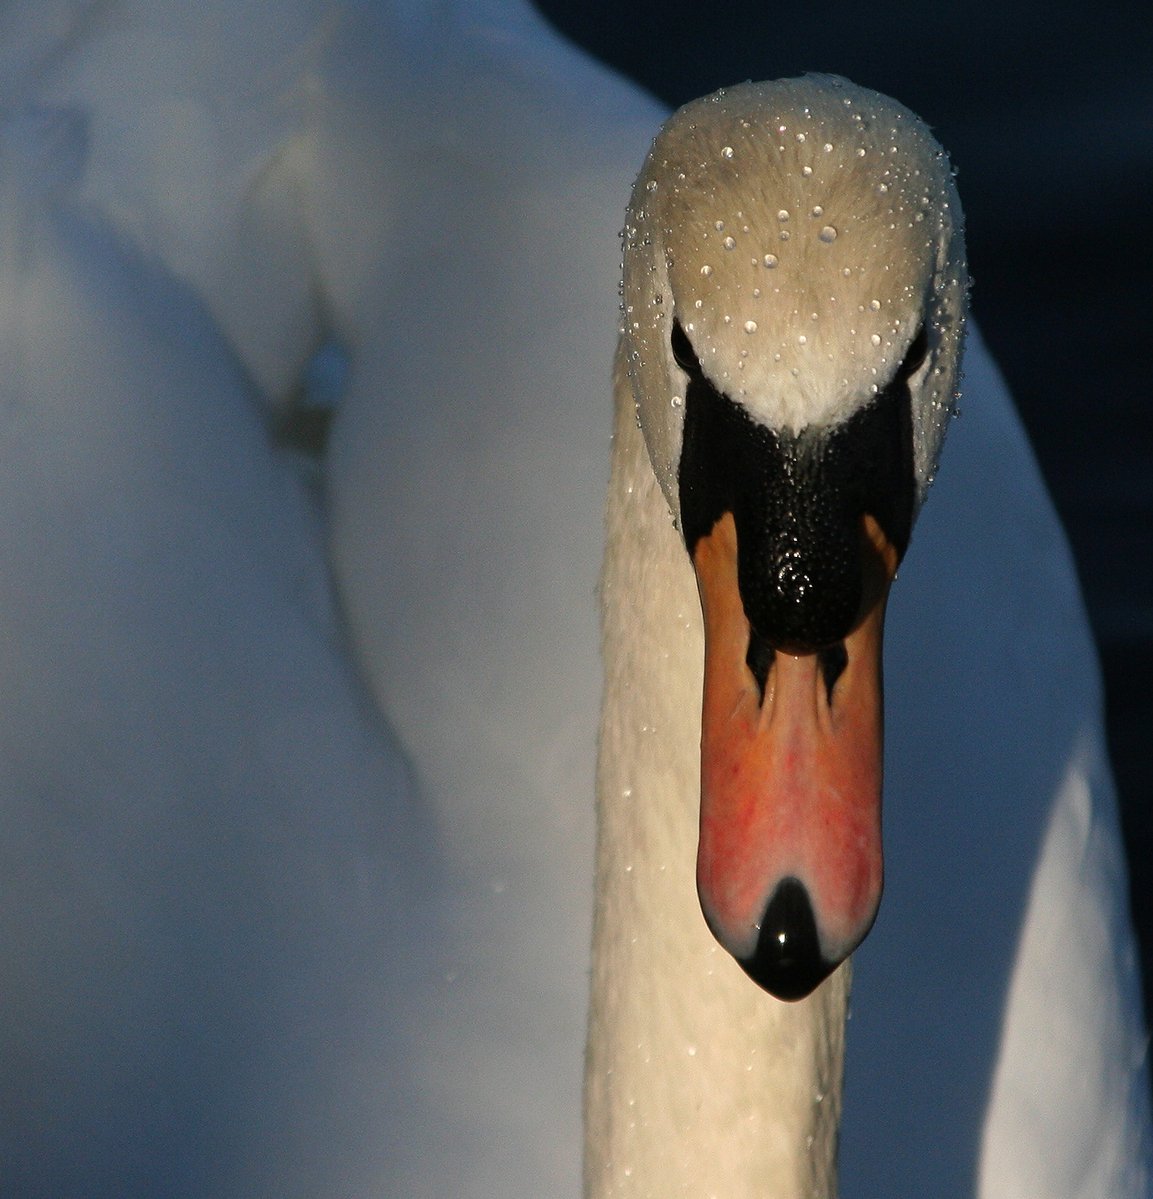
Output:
left=584, top=351, right=849, bottom=1197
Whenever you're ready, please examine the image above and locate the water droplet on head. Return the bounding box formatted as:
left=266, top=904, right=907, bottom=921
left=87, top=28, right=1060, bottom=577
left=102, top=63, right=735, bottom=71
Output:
left=777, top=209, right=790, bottom=222
left=722, top=236, right=736, bottom=250
left=700, top=264, right=713, bottom=277
left=671, top=394, right=683, bottom=408
left=870, top=333, right=882, bottom=346
left=744, top=320, right=757, bottom=334
left=811, top=205, right=824, bottom=217
left=819, top=225, right=838, bottom=243
left=869, top=299, right=881, bottom=311
left=797, top=334, right=807, bottom=345
left=721, top=145, right=734, bottom=159
left=801, top=165, right=813, bottom=177
left=645, top=179, right=658, bottom=192
left=715, top=220, right=725, bottom=232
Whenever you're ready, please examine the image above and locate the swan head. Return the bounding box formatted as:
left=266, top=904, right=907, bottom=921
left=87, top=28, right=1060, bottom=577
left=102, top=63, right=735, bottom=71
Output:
left=621, top=76, right=967, bottom=1000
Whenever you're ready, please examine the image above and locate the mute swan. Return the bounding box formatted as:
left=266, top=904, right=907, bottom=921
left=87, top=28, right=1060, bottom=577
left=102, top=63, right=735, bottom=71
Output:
left=0, top=2, right=1148, bottom=1197
left=586, top=76, right=954, bottom=1193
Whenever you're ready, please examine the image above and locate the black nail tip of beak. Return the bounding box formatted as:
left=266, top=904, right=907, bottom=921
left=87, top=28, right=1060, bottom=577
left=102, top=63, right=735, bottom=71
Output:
left=738, top=877, right=835, bottom=1001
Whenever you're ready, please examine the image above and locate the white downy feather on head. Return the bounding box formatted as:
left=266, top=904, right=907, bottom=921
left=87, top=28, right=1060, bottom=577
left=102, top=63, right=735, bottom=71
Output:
left=621, top=74, right=968, bottom=521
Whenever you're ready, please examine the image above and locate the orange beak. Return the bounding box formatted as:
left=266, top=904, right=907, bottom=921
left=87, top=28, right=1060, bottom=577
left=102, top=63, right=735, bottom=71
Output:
left=692, top=510, right=898, bottom=999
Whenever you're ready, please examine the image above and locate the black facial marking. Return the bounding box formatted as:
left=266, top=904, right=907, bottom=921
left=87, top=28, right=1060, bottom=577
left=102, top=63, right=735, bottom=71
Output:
left=675, top=318, right=919, bottom=652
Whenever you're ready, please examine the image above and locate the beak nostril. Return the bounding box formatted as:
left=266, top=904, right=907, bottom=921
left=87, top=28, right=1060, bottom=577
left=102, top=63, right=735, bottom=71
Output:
left=746, top=628, right=774, bottom=701
left=818, top=642, right=848, bottom=704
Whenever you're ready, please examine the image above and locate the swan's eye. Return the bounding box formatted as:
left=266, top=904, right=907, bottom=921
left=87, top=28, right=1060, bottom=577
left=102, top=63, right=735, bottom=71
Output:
left=671, top=320, right=700, bottom=373
left=897, top=324, right=929, bottom=381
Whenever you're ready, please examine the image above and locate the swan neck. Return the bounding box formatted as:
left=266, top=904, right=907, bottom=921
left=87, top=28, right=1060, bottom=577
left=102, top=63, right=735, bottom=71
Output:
left=584, top=351, right=849, bottom=1196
